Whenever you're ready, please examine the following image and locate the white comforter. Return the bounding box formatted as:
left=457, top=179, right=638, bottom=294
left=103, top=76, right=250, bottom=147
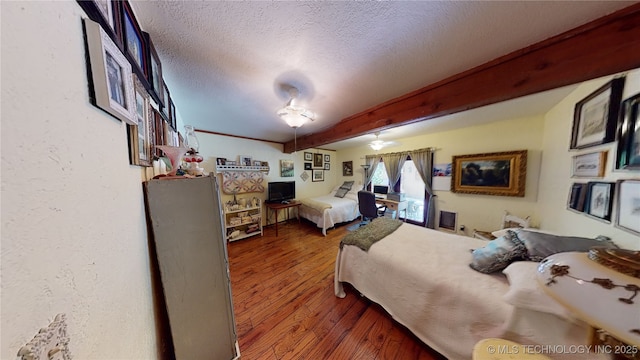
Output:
left=299, top=193, right=359, bottom=235
left=335, top=224, right=596, bottom=360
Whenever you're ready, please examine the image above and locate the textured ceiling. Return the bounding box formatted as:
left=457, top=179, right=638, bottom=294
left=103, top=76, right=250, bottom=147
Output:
left=131, top=1, right=635, bottom=149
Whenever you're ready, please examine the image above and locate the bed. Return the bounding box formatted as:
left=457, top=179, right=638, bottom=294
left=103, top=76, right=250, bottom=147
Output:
left=298, top=183, right=360, bottom=235
left=335, top=219, right=617, bottom=360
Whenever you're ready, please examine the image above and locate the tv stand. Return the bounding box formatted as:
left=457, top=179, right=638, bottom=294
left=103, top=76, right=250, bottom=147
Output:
left=264, top=200, right=301, bottom=237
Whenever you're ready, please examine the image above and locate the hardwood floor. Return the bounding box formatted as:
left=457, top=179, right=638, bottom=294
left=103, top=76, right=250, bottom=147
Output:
left=227, top=219, right=447, bottom=360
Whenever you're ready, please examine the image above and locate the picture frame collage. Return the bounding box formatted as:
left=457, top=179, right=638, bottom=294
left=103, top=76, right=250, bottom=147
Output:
left=78, top=0, right=179, bottom=167
left=567, top=75, right=640, bottom=235
left=303, top=152, right=330, bottom=182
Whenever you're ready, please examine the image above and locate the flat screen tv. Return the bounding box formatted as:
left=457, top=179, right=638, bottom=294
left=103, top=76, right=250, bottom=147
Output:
left=267, top=181, right=296, bottom=203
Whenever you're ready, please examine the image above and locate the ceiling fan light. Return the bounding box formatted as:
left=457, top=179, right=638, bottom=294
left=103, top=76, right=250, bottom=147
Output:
left=280, top=112, right=308, bottom=128
left=369, top=140, right=385, bottom=151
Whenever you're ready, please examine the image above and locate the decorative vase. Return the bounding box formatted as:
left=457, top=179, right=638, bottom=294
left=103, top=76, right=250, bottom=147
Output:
left=184, top=125, right=199, bottom=153
left=156, top=145, right=189, bottom=176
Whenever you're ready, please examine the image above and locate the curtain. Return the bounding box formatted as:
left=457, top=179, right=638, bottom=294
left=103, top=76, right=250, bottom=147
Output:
left=409, top=148, right=436, bottom=228
left=380, top=152, right=408, bottom=189
left=363, top=155, right=379, bottom=189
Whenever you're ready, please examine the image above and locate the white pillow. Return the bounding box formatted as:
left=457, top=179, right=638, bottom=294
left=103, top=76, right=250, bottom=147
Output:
left=501, top=261, right=574, bottom=321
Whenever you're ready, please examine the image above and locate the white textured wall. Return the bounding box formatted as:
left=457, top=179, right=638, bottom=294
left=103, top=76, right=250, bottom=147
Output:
left=537, top=69, right=640, bottom=250
left=1, top=2, right=158, bottom=358
left=335, top=115, right=545, bottom=234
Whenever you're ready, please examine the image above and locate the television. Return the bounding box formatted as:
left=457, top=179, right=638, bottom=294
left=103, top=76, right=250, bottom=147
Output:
left=373, top=185, right=389, bottom=195
left=267, top=181, right=296, bottom=203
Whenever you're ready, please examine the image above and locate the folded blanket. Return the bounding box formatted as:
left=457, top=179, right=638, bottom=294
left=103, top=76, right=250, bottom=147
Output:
left=341, top=217, right=403, bottom=251
left=300, top=198, right=332, bottom=213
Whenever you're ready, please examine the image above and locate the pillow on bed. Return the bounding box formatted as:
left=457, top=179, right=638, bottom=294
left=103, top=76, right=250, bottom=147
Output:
left=513, top=230, right=618, bottom=262
left=334, top=187, right=349, bottom=198
left=502, top=261, right=574, bottom=321
left=340, top=181, right=355, bottom=190
left=469, top=230, right=528, bottom=274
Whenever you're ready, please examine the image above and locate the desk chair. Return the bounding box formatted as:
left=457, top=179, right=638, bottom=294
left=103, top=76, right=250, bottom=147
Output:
left=358, top=191, right=387, bottom=226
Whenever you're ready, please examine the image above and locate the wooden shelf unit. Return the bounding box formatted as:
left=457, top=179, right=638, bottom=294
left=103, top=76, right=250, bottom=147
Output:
left=224, top=202, right=263, bottom=242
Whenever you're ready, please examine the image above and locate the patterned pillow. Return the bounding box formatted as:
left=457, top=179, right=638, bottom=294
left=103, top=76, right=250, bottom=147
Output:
left=335, top=187, right=349, bottom=198
left=469, top=230, right=528, bottom=274
left=340, top=181, right=355, bottom=190
left=514, top=229, right=618, bottom=262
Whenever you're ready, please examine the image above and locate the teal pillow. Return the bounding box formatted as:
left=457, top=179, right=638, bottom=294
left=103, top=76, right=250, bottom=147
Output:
left=469, top=230, right=527, bottom=274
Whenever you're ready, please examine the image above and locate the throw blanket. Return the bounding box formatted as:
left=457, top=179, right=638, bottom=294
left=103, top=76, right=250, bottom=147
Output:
left=341, top=217, right=403, bottom=251
left=300, top=197, right=332, bottom=213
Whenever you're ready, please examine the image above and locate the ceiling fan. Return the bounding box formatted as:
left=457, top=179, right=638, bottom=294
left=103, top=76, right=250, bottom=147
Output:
left=369, top=132, right=398, bottom=151
left=276, top=86, right=315, bottom=129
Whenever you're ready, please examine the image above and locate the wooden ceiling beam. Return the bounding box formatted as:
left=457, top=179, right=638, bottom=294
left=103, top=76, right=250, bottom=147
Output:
left=284, top=3, right=640, bottom=153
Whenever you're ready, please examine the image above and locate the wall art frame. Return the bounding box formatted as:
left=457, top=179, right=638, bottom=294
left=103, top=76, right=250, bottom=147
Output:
left=304, top=152, right=313, bottom=161
left=567, top=182, right=588, bottom=213
left=143, top=32, right=164, bottom=106
left=615, top=179, right=640, bottom=235
left=324, top=162, right=330, bottom=170
left=240, top=155, right=252, bottom=167
left=324, top=154, right=330, bottom=163
left=571, top=151, right=607, bottom=178
left=616, top=92, right=640, bottom=170
left=313, top=153, right=323, bottom=168
left=83, top=18, right=136, bottom=125
left=451, top=150, right=527, bottom=197
left=312, top=169, right=324, bottom=182
left=77, top=0, right=122, bottom=46
left=280, top=160, right=294, bottom=177
left=343, top=161, right=353, bottom=176
left=127, top=73, right=153, bottom=166
left=570, top=77, right=625, bottom=149
left=585, top=181, right=615, bottom=222
left=304, top=162, right=312, bottom=170
left=120, top=0, right=148, bottom=82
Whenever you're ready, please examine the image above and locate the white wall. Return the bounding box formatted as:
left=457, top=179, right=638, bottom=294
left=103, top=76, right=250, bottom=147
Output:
left=537, top=69, right=640, bottom=250
left=335, top=115, right=546, bottom=234
left=1, top=2, right=158, bottom=358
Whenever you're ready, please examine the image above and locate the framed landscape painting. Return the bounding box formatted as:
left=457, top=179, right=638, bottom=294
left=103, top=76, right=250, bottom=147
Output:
left=451, top=150, right=527, bottom=197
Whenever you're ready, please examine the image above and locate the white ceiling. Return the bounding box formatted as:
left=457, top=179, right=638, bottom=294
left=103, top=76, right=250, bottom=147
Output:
left=131, top=1, right=635, bottom=150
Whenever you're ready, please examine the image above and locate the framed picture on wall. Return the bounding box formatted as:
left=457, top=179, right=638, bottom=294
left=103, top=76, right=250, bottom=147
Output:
left=324, top=162, right=330, bottom=170
left=304, top=152, right=313, bottom=161
left=570, top=77, right=625, bottom=149
left=615, top=92, right=640, bottom=170
left=567, top=183, right=588, bottom=213
left=615, top=179, right=640, bottom=235
left=313, top=153, right=323, bottom=168
left=343, top=161, right=353, bottom=176
left=280, top=160, right=294, bottom=177
left=77, top=0, right=122, bottom=45
left=127, top=73, right=152, bottom=167
left=571, top=151, right=607, bottom=178
left=312, top=169, right=324, bottom=182
left=83, top=18, right=136, bottom=125
left=304, top=162, right=312, bottom=170
left=144, top=32, right=164, bottom=106
left=324, top=154, right=330, bottom=163
left=451, top=150, right=527, bottom=197
left=585, top=181, right=615, bottom=222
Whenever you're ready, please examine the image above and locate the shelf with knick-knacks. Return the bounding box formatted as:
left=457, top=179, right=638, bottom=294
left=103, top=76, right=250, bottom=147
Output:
left=223, top=196, right=263, bottom=241
left=215, top=157, right=270, bottom=174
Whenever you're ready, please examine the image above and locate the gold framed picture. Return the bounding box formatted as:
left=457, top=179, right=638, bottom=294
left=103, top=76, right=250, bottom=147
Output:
left=451, top=150, right=527, bottom=197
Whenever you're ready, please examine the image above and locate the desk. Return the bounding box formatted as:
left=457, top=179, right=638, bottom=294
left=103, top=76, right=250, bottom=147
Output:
left=264, top=201, right=301, bottom=237
left=375, top=198, right=408, bottom=220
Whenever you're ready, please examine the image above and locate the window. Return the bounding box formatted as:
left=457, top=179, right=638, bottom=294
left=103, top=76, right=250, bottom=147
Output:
left=400, top=160, right=425, bottom=223
left=370, top=162, right=389, bottom=189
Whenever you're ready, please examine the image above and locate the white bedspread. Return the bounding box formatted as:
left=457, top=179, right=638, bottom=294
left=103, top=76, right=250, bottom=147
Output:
left=299, top=194, right=359, bottom=235
left=335, top=224, right=596, bottom=360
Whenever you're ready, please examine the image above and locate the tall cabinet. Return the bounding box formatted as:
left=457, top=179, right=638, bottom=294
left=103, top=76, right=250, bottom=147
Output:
left=144, top=175, right=239, bottom=360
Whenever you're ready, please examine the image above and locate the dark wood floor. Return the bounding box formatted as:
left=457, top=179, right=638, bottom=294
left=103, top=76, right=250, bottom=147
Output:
left=227, top=218, right=447, bottom=359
